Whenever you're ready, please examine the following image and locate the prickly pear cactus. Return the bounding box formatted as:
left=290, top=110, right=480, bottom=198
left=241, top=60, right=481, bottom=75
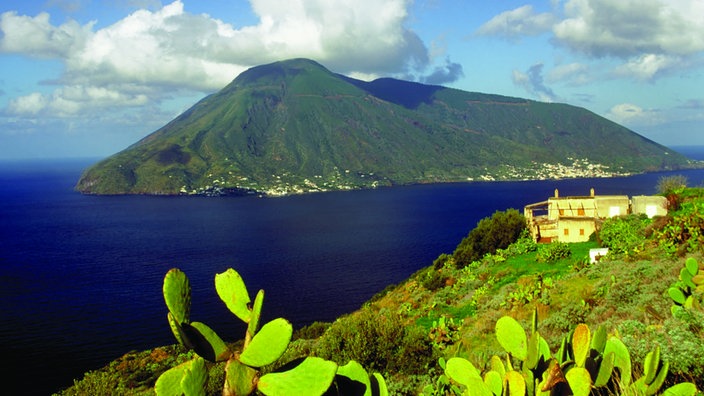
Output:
left=239, top=318, right=292, bottom=368
left=495, top=316, right=527, bottom=361
left=155, top=356, right=207, bottom=396
left=669, top=257, right=704, bottom=315
left=443, top=315, right=699, bottom=396
left=157, top=267, right=387, bottom=396
left=257, top=357, right=337, bottom=396
left=215, top=268, right=252, bottom=323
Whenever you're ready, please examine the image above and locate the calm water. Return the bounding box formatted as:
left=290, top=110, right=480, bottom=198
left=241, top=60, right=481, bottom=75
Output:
left=2, top=155, right=704, bottom=395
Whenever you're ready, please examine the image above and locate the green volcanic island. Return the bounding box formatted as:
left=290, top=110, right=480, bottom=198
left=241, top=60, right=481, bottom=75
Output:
left=76, top=59, right=692, bottom=196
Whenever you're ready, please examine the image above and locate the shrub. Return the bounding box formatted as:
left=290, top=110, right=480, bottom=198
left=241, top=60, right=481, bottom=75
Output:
left=535, top=241, right=571, bottom=263
left=433, top=253, right=452, bottom=270
left=420, top=269, right=448, bottom=291
left=598, top=214, right=650, bottom=257
left=657, top=174, right=688, bottom=195
left=294, top=321, right=331, bottom=340
left=313, top=308, right=437, bottom=375
left=506, top=229, right=538, bottom=256
left=657, top=197, right=704, bottom=256
left=452, top=209, right=526, bottom=268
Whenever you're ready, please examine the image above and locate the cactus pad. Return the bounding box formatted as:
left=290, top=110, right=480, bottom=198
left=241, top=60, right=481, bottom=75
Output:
left=484, top=370, right=503, bottom=396
left=155, top=357, right=206, bottom=396
left=370, top=372, right=388, bottom=396
left=646, top=361, right=669, bottom=395
left=215, top=268, right=252, bottom=323
left=336, top=360, right=371, bottom=396
left=224, top=359, right=257, bottom=396
left=643, top=346, right=660, bottom=384
left=685, top=258, right=699, bottom=276
left=490, top=355, right=506, bottom=379
left=594, top=351, right=615, bottom=387
left=565, top=367, right=591, bottom=396
left=239, top=318, right=292, bottom=368
left=257, top=356, right=337, bottom=396
left=247, top=289, right=265, bottom=341
left=526, top=331, right=541, bottom=369
left=572, top=324, right=590, bottom=368
left=668, top=287, right=686, bottom=305
left=662, top=382, right=698, bottom=396
left=604, top=337, right=631, bottom=387
left=445, top=357, right=482, bottom=385
left=163, top=268, right=191, bottom=324
left=504, top=370, right=526, bottom=396
left=182, top=321, right=231, bottom=362
left=495, top=316, right=528, bottom=361
left=181, top=357, right=207, bottom=396
left=591, top=325, right=607, bottom=355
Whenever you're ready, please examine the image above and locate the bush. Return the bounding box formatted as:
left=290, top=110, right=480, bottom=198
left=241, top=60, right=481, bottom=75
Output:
left=598, top=214, right=650, bottom=256
left=419, top=268, right=447, bottom=291
left=535, top=241, right=571, bottom=263
left=657, top=174, right=688, bottom=194
left=313, top=308, right=437, bottom=375
left=657, top=197, right=704, bottom=256
left=294, top=321, right=331, bottom=340
left=452, top=209, right=526, bottom=268
left=506, top=229, right=538, bottom=256
left=432, top=253, right=452, bottom=270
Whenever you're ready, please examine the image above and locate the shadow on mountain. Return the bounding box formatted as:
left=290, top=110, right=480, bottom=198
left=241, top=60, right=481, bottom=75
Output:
left=340, top=75, right=444, bottom=109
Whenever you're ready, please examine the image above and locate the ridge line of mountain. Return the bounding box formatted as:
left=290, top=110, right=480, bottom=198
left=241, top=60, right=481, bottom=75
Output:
left=75, top=58, right=696, bottom=196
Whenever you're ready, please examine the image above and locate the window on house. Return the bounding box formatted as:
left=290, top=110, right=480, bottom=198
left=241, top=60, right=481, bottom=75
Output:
left=564, top=228, right=569, bottom=236
left=580, top=229, right=585, bottom=236
left=578, top=208, right=585, bottom=216
left=559, top=209, right=565, bottom=216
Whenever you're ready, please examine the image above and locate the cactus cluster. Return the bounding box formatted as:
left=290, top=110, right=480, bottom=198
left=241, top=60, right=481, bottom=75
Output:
left=429, top=317, right=461, bottom=350
left=442, top=310, right=698, bottom=396
left=156, top=268, right=387, bottom=396
left=668, top=257, right=704, bottom=315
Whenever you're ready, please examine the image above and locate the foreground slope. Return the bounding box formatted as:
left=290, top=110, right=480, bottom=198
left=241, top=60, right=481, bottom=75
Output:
left=76, top=59, right=690, bottom=195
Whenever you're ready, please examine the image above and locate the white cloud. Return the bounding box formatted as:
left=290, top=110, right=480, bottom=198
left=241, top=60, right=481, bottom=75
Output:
left=6, top=93, right=49, bottom=115
left=479, top=1, right=704, bottom=82
left=606, top=103, right=664, bottom=126
left=476, top=5, right=554, bottom=39
left=553, top=0, right=704, bottom=58
left=1, top=0, right=429, bottom=121
left=547, top=62, right=591, bottom=85
left=7, top=86, right=149, bottom=117
left=0, top=11, right=93, bottom=58
left=613, top=53, right=683, bottom=81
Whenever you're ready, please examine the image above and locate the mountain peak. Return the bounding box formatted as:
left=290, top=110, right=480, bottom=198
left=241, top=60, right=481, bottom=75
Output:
left=76, top=59, right=692, bottom=196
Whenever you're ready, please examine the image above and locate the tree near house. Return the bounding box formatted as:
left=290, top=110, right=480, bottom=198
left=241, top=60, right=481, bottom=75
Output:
left=452, top=209, right=526, bottom=268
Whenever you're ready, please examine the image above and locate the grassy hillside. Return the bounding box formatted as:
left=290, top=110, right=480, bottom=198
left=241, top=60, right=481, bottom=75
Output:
left=75, top=59, right=693, bottom=196
left=59, top=179, right=704, bottom=395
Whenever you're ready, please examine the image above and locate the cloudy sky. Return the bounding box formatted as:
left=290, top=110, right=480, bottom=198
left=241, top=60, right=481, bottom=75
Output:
left=1, top=0, right=703, bottom=159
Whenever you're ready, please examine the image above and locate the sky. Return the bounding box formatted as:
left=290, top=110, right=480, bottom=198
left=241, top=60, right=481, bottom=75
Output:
left=1, top=0, right=703, bottom=159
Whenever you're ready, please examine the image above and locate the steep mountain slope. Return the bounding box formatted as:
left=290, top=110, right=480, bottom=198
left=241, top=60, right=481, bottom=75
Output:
left=76, top=58, right=691, bottom=195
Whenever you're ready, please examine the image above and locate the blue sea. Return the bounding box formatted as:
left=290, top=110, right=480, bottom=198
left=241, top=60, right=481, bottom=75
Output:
left=1, top=149, right=704, bottom=395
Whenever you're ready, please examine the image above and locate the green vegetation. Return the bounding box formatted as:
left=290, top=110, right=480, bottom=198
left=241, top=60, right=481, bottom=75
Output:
left=452, top=209, right=527, bottom=268
left=440, top=314, right=697, bottom=396
left=61, top=186, right=704, bottom=395
left=668, top=257, right=704, bottom=315
left=157, top=267, right=387, bottom=396
left=75, top=59, right=694, bottom=196
left=598, top=214, right=650, bottom=258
